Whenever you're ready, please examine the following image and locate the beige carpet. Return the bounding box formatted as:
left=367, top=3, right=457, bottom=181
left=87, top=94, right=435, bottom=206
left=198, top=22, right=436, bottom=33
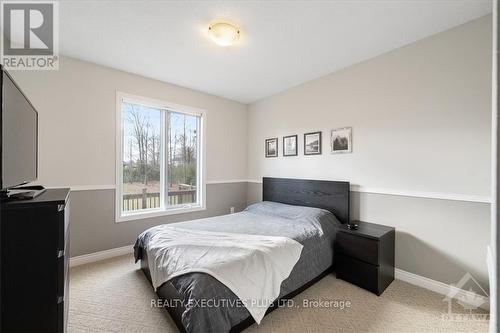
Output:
left=68, top=255, right=489, bottom=333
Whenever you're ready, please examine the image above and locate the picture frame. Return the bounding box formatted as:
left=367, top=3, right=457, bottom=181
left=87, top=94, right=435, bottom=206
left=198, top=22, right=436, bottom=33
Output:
left=265, top=138, right=278, bottom=157
left=304, top=131, right=322, bottom=155
left=330, top=127, right=352, bottom=154
left=283, top=135, right=298, bottom=156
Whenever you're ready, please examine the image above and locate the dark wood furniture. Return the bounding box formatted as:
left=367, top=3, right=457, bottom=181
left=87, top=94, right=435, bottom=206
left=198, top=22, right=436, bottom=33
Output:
left=1, top=188, right=70, bottom=332
left=335, top=220, right=395, bottom=295
left=262, top=177, right=350, bottom=224
left=140, top=177, right=350, bottom=333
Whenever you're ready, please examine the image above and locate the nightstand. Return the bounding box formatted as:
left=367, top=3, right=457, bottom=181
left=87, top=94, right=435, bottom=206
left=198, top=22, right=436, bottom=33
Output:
left=335, top=221, right=395, bottom=295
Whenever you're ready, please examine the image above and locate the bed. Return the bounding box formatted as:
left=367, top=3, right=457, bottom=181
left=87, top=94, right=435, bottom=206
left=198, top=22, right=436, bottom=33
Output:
left=134, top=177, right=350, bottom=333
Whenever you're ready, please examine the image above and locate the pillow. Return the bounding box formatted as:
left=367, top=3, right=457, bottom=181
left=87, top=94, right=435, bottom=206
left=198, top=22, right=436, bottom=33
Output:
left=244, top=201, right=333, bottom=221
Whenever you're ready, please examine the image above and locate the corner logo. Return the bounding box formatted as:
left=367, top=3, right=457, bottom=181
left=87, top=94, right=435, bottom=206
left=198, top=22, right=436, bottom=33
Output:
left=442, top=272, right=489, bottom=322
left=1, top=1, right=59, bottom=70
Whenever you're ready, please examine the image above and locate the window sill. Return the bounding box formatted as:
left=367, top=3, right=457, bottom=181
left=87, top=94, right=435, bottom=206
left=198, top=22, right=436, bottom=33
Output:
left=115, top=205, right=206, bottom=223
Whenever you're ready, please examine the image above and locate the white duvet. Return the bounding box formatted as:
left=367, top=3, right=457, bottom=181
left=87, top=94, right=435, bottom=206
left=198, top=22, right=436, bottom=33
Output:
left=144, top=225, right=303, bottom=323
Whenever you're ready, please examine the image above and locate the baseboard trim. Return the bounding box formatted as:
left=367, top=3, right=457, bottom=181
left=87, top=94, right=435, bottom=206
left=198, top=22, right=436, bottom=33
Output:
left=69, top=245, right=134, bottom=267
left=395, top=268, right=490, bottom=310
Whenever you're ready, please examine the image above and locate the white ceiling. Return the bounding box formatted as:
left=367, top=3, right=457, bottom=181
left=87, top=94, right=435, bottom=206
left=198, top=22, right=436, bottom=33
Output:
left=59, top=0, right=492, bottom=103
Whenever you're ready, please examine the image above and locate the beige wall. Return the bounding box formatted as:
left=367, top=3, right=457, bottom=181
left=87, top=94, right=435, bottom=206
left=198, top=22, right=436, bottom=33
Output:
left=10, top=56, right=248, bottom=187
left=248, top=16, right=491, bottom=197
left=70, top=183, right=248, bottom=257
left=247, top=16, right=492, bottom=288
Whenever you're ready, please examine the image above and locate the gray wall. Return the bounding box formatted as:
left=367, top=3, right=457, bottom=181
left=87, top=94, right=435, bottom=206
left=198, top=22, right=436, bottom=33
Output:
left=70, top=182, right=247, bottom=257
left=247, top=182, right=491, bottom=289
left=8, top=56, right=250, bottom=260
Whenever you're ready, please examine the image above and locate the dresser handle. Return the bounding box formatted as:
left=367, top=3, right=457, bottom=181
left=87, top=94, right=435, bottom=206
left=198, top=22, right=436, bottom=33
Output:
left=57, top=204, right=65, bottom=212
left=58, top=250, right=64, bottom=258
left=57, top=296, right=64, bottom=304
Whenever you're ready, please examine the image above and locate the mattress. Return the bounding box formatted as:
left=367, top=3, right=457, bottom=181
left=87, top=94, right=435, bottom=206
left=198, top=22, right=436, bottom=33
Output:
left=134, top=201, right=340, bottom=333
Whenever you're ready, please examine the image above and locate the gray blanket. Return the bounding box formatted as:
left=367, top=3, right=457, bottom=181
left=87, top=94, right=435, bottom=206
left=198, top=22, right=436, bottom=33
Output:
left=134, top=201, right=340, bottom=333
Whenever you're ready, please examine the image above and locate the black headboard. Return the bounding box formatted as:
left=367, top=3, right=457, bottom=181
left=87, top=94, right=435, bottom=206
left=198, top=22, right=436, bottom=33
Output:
left=262, top=177, right=350, bottom=224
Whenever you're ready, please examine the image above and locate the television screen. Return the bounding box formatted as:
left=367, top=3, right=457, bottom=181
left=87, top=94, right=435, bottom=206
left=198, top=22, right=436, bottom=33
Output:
left=1, top=70, right=38, bottom=190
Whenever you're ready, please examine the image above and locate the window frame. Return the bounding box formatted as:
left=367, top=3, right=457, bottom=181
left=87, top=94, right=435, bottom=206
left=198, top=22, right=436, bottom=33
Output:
left=115, top=91, right=206, bottom=223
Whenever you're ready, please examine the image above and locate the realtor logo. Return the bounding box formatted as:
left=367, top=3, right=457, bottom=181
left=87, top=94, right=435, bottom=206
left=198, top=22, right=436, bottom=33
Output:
left=442, top=272, right=489, bottom=322
left=1, top=1, right=59, bottom=70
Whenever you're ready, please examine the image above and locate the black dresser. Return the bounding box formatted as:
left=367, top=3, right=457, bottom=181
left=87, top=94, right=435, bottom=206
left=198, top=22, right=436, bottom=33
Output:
left=1, top=188, right=70, bottom=332
left=335, top=220, right=395, bottom=295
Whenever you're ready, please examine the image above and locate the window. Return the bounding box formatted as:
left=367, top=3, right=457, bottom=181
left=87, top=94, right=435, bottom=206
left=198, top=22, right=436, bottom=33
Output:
left=116, top=93, right=204, bottom=222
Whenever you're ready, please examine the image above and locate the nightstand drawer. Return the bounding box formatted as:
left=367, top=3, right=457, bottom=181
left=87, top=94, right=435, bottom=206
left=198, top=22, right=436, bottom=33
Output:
left=336, top=231, right=378, bottom=265
left=336, top=254, right=379, bottom=294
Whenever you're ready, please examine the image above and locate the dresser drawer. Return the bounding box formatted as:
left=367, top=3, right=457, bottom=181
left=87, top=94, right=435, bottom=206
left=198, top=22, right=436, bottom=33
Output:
left=336, top=254, right=380, bottom=294
left=1, top=189, right=70, bottom=333
left=336, top=231, right=378, bottom=265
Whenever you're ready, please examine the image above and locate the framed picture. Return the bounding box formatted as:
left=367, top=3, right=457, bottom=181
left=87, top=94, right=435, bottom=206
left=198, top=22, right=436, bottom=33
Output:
left=331, top=127, right=352, bottom=154
left=283, top=135, right=298, bottom=156
left=265, top=138, right=278, bottom=157
left=304, top=131, right=322, bottom=155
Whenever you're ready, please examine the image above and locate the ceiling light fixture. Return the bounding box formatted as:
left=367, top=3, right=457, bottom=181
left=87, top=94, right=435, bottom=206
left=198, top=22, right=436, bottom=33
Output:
left=208, top=22, right=240, bottom=47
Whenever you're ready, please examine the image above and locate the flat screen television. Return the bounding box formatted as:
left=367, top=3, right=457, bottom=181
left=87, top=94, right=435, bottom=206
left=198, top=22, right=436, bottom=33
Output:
left=0, top=66, right=38, bottom=191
